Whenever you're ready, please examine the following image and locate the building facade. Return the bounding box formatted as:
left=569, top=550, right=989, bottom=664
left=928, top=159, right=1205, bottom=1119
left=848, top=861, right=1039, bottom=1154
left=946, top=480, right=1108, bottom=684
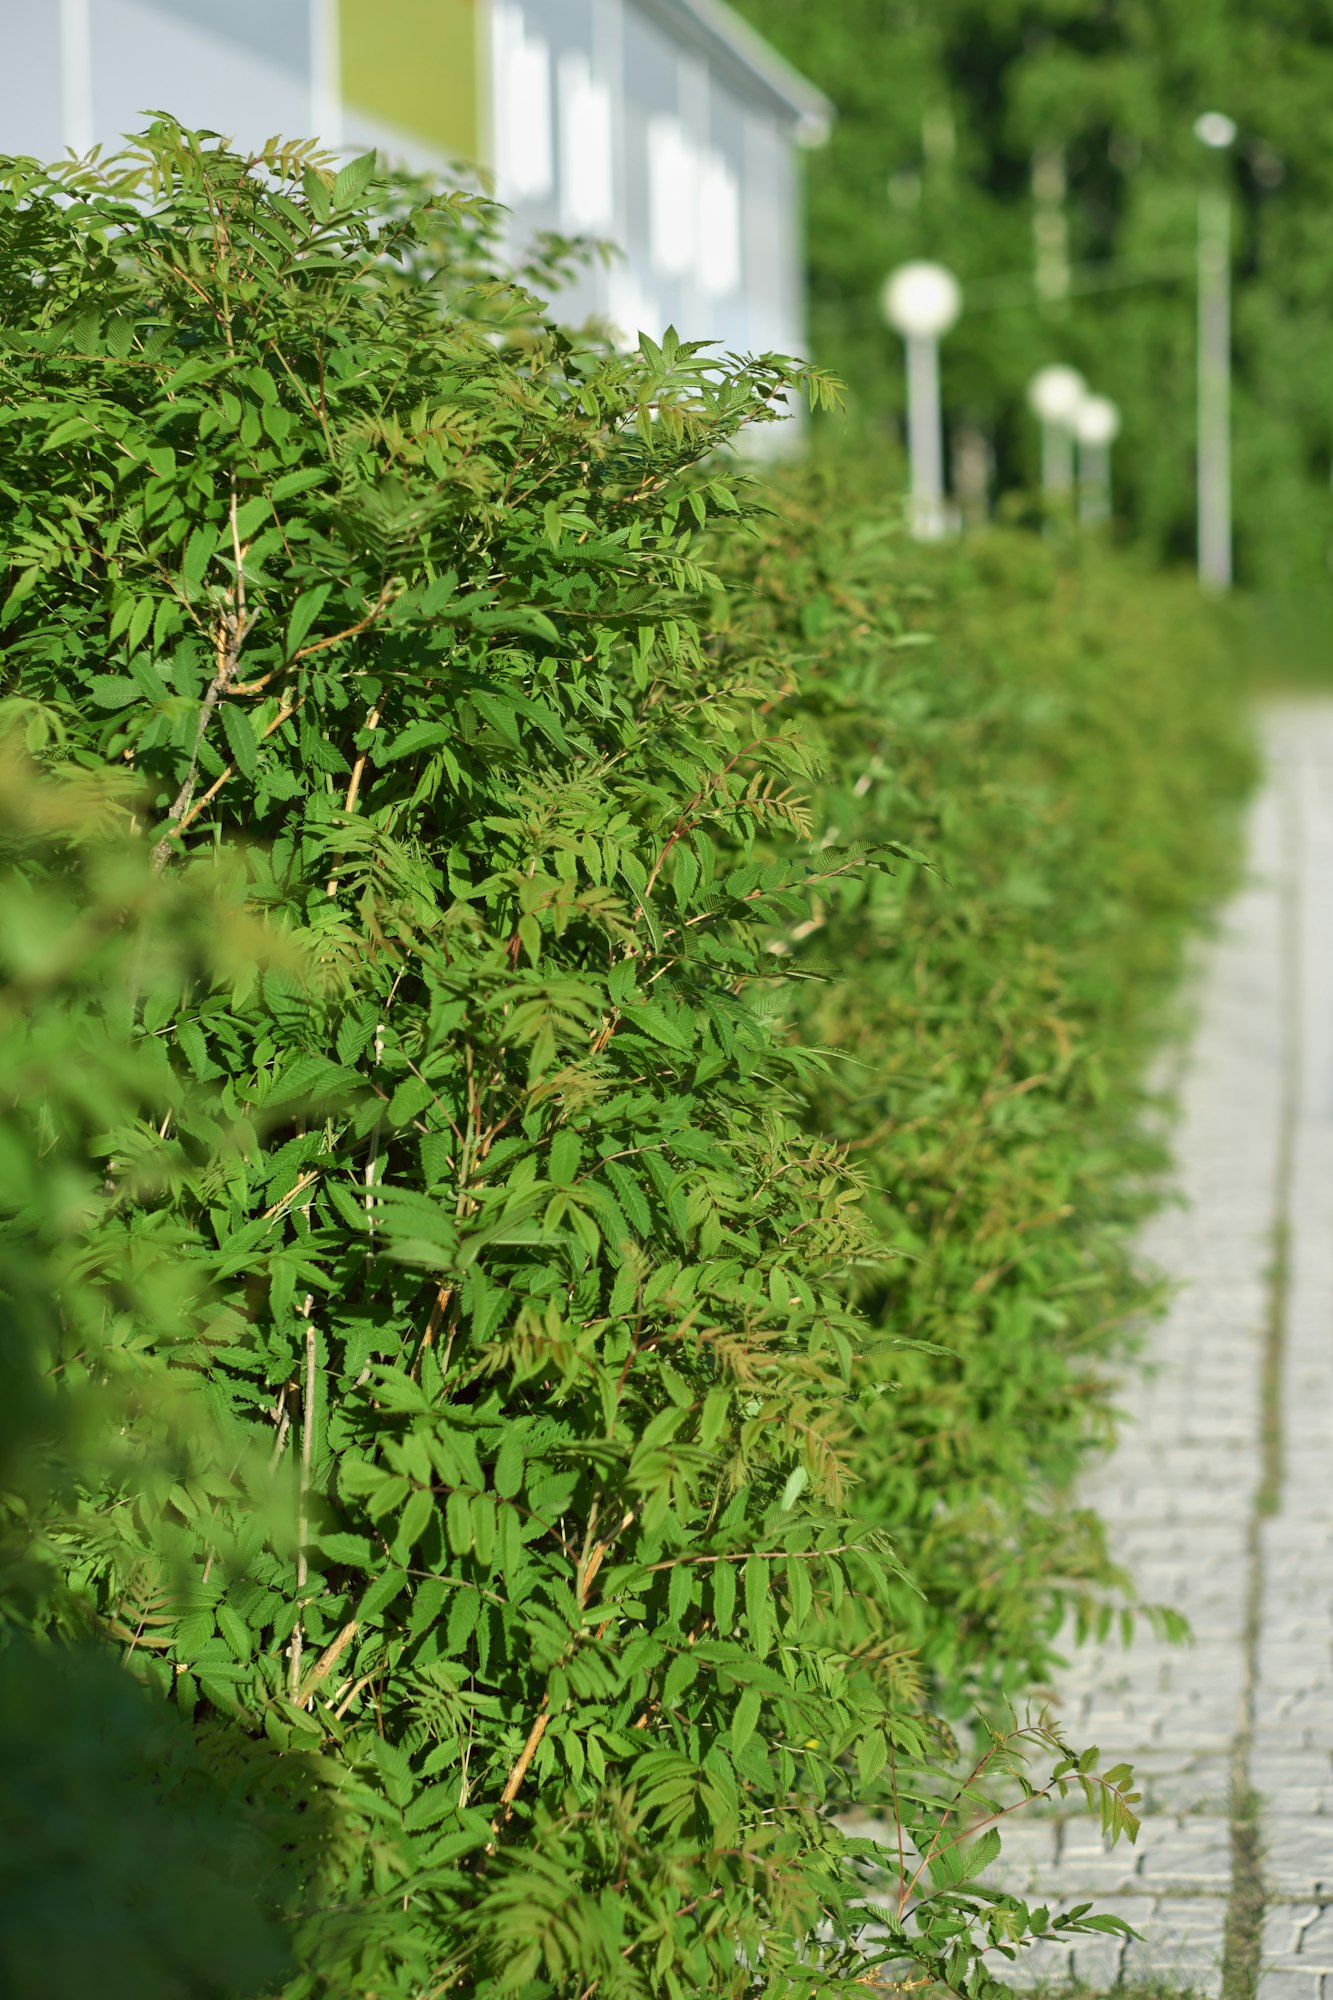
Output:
left=0, top=0, right=829, bottom=359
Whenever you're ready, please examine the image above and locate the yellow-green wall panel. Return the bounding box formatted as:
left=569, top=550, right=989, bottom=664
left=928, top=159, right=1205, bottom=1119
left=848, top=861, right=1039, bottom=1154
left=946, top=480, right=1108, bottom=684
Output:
left=340, top=0, right=482, bottom=164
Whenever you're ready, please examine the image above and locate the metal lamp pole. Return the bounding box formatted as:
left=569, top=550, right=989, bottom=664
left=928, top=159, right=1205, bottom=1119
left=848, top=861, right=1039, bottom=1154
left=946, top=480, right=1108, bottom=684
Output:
left=1073, top=393, right=1121, bottom=524
left=881, top=261, right=963, bottom=540
left=1028, top=365, right=1086, bottom=505
left=1195, top=111, right=1236, bottom=591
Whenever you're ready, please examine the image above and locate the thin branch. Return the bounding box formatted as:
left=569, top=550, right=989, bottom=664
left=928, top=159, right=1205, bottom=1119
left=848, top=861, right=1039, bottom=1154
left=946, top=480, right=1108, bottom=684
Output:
left=167, top=693, right=303, bottom=843
left=331, top=1671, right=375, bottom=1722
left=232, top=577, right=398, bottom=695
left=268, top=1384, right=292, bottom=1470
left=489, top=1508, right=633, bottom=1841
left=152, top=488, right=253, bottom=871
left=286, top=1302, right=317, bottom=1702
left=297, top=1618, right=360, bottom=1706
left=262, top=1168, right=322, bottom=1224
left=496, top=1700, right=551, bottom=1814
left=326, top=700, right=382, bottom=896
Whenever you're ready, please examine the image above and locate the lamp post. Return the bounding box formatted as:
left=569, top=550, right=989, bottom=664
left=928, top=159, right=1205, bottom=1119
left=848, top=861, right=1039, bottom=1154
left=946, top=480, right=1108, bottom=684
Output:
left=880, top=261, right=963, bottom=540
left=1073, top=393, right=1121, bottom=524
left=1195, top=110, right=1236, bottom=591
left=1027, top=364, right=1086, bottom=503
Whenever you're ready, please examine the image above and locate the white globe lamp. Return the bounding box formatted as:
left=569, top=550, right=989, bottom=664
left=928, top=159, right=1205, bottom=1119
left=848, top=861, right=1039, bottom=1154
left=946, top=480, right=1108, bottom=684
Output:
left=1028, top=364, right=1086, bottom=427
left=1073, top=394, right=1121, bottom=449
left=880, top=261, right=963, bottom=341
left=880, top=261, right=963, bottom=539
left=1194, top=111, right=1237, bottom=150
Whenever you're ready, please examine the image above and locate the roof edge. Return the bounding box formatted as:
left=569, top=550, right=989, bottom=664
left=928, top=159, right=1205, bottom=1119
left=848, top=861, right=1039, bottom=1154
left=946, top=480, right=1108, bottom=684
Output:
left=635, top=0, right=835, bottom=145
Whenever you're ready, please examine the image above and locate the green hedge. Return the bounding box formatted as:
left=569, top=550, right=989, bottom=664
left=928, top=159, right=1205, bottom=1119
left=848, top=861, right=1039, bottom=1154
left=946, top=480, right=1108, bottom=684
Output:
left=722, top=483, right=1256, bottom=1695
left=0, top=129, right=1251, bottom=1999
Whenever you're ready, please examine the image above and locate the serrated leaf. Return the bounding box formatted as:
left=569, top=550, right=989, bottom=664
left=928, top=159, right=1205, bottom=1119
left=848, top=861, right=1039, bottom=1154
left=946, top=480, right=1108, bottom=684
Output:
left=730, top=1684, right=761, bottom=1757
left=86, top=675, right=140, bottom=709
left=183, top=525, right=216, bottom=589
left=220, top=702, right=259, bottom=777
left=548, top=1128, right=581, bottom=1187
left=282, top=583, right=331, bottom=660
left=333, top=149, right=377, bottom=210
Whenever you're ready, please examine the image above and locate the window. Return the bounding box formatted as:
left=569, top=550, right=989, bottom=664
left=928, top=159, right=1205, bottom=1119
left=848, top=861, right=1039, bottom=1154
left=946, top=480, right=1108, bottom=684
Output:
left=493, top=4, right=553, bottom=202
left=647, top=115, right=741, bottom=299
left=697, top=149, right=740, bottom=298
left=557, top=51, right=613, bottom=233
left=647, top=114, right=696, bottom=278
left=606, top=267, right=661, bottom=351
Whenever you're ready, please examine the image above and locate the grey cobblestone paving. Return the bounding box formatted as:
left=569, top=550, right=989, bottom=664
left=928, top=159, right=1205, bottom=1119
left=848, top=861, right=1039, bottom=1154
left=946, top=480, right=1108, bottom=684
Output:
left=1251, top=710, right=1333, bottom=1983
left=978, top=707, right=1333, bottom=1995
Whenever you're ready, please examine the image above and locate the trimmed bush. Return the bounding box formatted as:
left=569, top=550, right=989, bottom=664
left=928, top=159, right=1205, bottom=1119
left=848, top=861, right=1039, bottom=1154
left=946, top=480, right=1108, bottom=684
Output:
left=718, top=479, right=1255, bottom=1695
left=0, top=128, right=1249, bottom=1998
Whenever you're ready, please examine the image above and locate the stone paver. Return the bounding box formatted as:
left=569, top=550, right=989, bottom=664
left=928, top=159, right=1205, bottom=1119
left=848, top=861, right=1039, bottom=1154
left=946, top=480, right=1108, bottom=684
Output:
left=1252, top=711, right=1333, bottom=1990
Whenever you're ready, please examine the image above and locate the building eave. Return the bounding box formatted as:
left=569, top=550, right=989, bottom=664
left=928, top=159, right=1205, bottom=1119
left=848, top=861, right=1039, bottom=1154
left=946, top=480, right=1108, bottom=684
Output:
left=635, top=0, right=834, bottom=145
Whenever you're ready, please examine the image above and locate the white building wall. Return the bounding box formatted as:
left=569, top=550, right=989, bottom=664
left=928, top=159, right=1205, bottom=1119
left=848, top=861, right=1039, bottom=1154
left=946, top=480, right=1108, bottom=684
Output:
left=90, top=1, right=315, bottom=153
left=0, top=8, right=65, bottom=160
left=0, top=0, right=813, bottom=383
left=0, top=0, right=318, bottom=164
left=492, top=0, right=810, bottom=370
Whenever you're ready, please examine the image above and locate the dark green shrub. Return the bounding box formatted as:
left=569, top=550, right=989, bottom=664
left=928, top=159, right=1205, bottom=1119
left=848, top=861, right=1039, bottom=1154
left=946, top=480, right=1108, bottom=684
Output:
left=0, top=128, right=1146, bottom=1998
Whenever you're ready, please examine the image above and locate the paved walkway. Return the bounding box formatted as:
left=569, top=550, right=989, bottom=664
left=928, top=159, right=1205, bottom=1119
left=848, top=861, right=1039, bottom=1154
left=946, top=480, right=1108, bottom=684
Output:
left=974, top=703, right=1333, bottom=1995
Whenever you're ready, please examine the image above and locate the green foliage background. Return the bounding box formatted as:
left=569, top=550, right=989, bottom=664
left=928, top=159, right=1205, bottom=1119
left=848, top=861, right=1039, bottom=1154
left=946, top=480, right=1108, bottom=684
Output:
left=0, top=128, right=1251, bottom=1996
left=732, top=0, right=1333, bottom=595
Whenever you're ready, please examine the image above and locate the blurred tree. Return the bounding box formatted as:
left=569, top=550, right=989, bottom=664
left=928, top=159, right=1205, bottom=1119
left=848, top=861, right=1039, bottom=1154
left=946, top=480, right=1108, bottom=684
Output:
left=738, top=0, right=1333, bottom=591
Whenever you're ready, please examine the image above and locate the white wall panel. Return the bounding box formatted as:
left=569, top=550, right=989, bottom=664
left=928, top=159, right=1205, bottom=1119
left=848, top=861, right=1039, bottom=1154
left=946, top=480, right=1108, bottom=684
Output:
left=0, top=6, right=67, bottom=162
left=91, top=1, right=311, bottom=154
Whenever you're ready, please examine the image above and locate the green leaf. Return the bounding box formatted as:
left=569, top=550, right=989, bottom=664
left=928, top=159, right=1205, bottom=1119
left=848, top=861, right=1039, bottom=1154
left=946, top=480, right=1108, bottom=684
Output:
left=86, top=676, right=140, bottom=710
left=216, top=1606, right=253, bottom=1661
left=624, top=1002, right=691, bottom=1052
left=302, top=169, right=332, bottom=222
left=333, top=150, right=377, bottom=209
left=493, top=1429, right=525, bottom=1499
left=730, top=1684, right=761, bottom=1757
left=662, top=1651, right=699, bottom=1706
left=472, top=690, right=521, bottom=748
left=548, top=1129, right=581, bottom=1187
left=312, top=1531, right=376, bottom=1568
left=220, top=703, right=259, bottom=778
left=234, top=495, right=271, bottom=540
left=395, top=1486, right=434, bottom=1553
left=285, top=582, right=331, bottom=658
left=356, top=1567, right=410, bottom=1624
left=744, top=1557, right=771, bottom=1657
left=183, top=525, right=216, bottom=588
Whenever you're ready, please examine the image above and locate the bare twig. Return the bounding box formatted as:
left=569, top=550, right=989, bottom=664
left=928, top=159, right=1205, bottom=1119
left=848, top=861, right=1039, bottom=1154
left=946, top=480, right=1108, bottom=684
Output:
left=297, top=1618, right=360, bottom=1705
left=489, top=1507, right=634, bottom=1842
left=231, top=578, right=399, bottom=694
left=326, top=700, right=381, bottom=896
left=331, top=1671, right=375, bottom=1722
left=268, top=1383, right=292, bottom=1470
left=152, top=487, right=254, bottom=870
left=286, top=1300, right=317, bottom=1702
left=167, top=692, right=303, bottom=845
